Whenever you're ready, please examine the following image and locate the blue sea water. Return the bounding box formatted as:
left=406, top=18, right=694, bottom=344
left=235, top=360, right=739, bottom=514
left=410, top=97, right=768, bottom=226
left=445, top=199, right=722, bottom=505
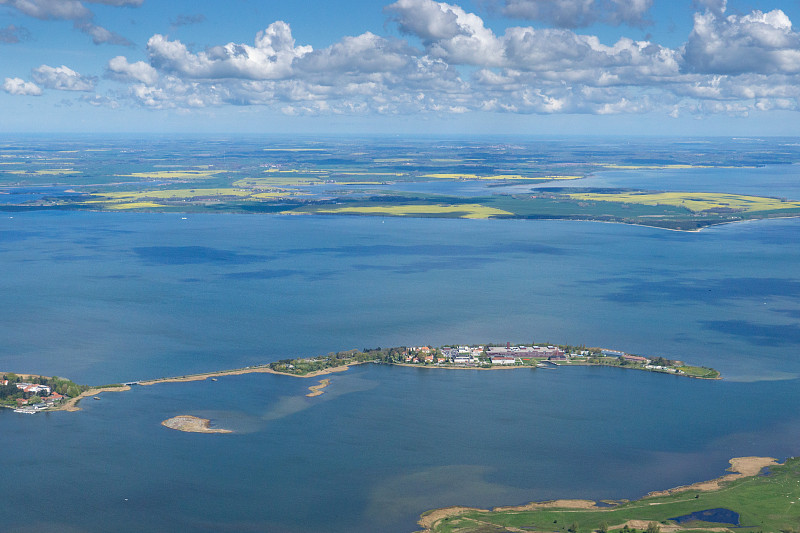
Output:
left=1, top=168, right=800, bottom=530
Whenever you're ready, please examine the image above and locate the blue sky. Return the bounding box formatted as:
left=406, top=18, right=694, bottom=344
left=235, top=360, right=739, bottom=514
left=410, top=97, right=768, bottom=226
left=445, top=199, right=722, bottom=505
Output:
left=2, top=0, right=800, bottom=135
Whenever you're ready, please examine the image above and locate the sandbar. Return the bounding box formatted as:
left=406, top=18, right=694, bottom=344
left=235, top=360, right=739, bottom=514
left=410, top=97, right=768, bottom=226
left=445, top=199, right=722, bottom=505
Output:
left=161, top=415, right=232, bottom=434
left=306, top=378, right=331, bottom=397
left=646, top=456, right=778, bottom=496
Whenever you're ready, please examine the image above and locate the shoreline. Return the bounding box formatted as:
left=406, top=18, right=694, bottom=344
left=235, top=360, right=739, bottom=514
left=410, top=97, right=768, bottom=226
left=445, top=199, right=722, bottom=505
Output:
left=416, top=456, right=779, bottom=532
left=137, top=361, right=362, bottom=386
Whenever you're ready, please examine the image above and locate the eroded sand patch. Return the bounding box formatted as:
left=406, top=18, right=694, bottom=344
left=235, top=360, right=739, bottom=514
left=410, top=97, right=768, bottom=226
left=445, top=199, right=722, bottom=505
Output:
left=161, top=415, right=232, bottom=434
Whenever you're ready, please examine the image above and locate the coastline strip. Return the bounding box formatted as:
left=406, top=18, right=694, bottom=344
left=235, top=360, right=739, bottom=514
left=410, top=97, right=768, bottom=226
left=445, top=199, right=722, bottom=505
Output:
left=417, top=456, right=779, bottom=533
left=645, top=456, right=778, bottom=497
left=137, top=362, right=360, bottom=386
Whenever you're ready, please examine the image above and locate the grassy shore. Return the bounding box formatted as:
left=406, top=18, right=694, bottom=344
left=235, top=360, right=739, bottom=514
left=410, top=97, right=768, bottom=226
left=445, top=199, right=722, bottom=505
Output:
left=419, top=457, right=800, bottom=533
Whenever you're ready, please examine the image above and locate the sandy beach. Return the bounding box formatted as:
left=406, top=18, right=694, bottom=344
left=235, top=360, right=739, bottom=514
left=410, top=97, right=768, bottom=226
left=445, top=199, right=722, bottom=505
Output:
left=646, top=456, right=778, bottom=497
left=161, top=415, right=232, bottom=434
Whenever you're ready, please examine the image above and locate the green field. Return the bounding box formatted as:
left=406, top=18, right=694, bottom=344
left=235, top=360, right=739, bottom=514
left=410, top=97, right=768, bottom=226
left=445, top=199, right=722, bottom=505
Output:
left=423, top=457, right=800, bottom=533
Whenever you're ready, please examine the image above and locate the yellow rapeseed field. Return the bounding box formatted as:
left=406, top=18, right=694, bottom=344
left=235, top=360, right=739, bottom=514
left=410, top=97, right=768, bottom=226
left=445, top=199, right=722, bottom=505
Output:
left=106, top=202, right=164, bottom=210
left=567, top=191, right=800, bottom=213
left=113, top=170, right=221, bottom=180
left=312, top=203, right=512, bottom=219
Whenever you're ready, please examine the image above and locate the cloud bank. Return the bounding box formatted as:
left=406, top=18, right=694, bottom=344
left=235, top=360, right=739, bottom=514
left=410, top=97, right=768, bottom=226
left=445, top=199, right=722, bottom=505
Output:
left=4, top=0, right=800, bottom=120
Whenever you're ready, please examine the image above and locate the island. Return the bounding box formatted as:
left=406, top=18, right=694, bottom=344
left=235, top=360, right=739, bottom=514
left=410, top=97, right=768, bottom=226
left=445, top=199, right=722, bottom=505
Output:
left=161, top=415, right=232, bottom=434
left=1, top=342, right=720, bottom=414
left=417, top=456, right=800, bottom=533
left=265, top=343, right=721, bottom=380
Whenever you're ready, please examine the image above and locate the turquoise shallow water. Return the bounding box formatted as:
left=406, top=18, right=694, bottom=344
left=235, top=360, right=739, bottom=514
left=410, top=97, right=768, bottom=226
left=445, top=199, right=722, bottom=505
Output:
left=1, top=195, right=800, bottom=530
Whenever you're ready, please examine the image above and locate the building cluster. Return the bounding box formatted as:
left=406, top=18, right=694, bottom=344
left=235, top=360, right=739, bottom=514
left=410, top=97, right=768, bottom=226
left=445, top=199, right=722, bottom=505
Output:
left=404, top=343, right=585, bottom=366
left=486, top=344, right=574, bottom=364
left=8, top=382, right=67, bottom=411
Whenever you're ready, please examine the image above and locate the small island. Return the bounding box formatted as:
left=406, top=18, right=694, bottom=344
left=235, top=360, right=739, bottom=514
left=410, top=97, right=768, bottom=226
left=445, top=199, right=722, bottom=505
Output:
left=161, top=415, right=232, bottom=434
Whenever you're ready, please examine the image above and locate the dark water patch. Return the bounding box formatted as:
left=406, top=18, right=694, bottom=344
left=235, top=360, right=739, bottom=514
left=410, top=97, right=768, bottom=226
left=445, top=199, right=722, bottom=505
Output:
left=701, top=320, right=800, bottom=346
left=224, top=269, right=302, bottom=280
left=133, top=246, right=270, bottom=265
left=286, top=242, right=566, bottom=259
left=669, top=508, right=739, bottom=526
left=0, top=229, right=42, bottom=242
left=352, top=256, right=498, bottom=274
left=599, top=277, right=800, bottom=304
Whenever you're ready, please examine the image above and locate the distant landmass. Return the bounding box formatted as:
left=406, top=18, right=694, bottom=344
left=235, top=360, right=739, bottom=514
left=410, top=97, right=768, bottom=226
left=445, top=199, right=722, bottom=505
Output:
left=2, top=138, right=799, bottom=231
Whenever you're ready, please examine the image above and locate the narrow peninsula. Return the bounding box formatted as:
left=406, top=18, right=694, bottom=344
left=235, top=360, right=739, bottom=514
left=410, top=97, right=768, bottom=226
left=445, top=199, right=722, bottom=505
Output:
left=2, top=342, right=720, bottom=415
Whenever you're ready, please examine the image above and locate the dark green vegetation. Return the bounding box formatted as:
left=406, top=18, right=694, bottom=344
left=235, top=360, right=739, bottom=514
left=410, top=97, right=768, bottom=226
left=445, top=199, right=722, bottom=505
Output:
left=267, top=344, right=720, bottom=380
left=425, top=457, right=800, bottom=533
left=2, top=138, right=799, bottom=231
left=0, top=373, right=88, bottom=407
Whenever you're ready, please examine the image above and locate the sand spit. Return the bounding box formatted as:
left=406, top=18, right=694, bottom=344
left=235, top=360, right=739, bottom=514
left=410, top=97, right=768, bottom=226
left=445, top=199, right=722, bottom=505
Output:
left=138, top=362, right=360, bottom=386
left=418, top=457, right=779, bottom=533
left=62, top=385, right=131, bottom=412
left=306, top=379, right=331, bottom=397
left=161, top=415, right=232, bottom=434
left=646, top=456, right=778, bottom=497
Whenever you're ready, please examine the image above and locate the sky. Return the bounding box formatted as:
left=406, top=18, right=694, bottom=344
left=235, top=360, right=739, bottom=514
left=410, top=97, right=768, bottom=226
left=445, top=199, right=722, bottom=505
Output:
left=2, top=0, right=800, bottom=136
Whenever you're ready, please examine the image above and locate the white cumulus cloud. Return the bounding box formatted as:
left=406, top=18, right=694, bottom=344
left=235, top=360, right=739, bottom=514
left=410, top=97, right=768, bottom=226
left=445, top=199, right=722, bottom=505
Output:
left=2, top=77, right=42, bottom=95
left=107, top=56, right=159, bottom=85
left=683, top=8, right=800, bottom=75
left=146, top=22, right=312, bottom=80
left=31, top=64, right=96, bottom=91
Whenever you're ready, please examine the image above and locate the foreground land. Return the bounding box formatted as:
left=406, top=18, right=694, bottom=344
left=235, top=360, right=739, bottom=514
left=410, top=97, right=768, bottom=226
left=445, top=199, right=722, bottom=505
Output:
left=419, top=456, right=800, bottom=533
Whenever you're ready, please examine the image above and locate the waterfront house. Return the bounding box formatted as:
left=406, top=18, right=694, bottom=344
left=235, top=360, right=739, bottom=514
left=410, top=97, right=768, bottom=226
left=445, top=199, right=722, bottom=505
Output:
left=16, top=383, right=51, bottom=395
left=490, top=356, right=516, bottom=365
